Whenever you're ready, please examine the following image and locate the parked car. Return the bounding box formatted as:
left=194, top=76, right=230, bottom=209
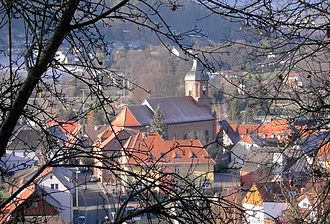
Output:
left=89, top=176, right=100, bottom=182
left=77, top=216, right=86, bottom=224
left=116, top=206, right=142, bottom=222
left=119, top=194, right=140, bottom=202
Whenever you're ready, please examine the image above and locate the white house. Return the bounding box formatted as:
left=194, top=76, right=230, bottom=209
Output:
left=27, top=167, right=75, bottom=223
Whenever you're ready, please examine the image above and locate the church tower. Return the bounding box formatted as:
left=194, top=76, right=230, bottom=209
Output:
left=185, top=59, right=212, bottom=110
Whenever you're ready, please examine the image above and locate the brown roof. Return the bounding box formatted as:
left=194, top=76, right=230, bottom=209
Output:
left=113, top=96, right=215, bottom=128
left=143, top=96, right=214, bottom=124
left=123, top=132, right=215, bottom=166
left=231, top=120, right=292, bottom=136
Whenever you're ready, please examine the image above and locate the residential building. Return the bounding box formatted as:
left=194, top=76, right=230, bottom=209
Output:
left=119, top=131, right=215, bottom=192
left=0, top=184, right=62, bottom=224
left=242, top=182, right=298, bottom=224
left=0, top=153, right=36, bottom=174
left=21, top=167, right=74, bottom=223
left=93, top=126, right=135, bottom=185
left=7, top=128, right=43, bottom=161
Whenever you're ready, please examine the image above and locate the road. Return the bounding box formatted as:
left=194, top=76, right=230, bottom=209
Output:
left=73, top=172, right=116, bottom=224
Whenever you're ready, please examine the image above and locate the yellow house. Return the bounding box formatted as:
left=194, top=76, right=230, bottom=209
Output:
left=242, top=183, right=290, bottom=224
left=120, top=131, right=215, bottom=193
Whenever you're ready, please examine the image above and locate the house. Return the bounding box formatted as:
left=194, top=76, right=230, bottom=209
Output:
left=7, top=128, right=44, bottom=161
left=47, top=120, right=82, bottom=146
left=46, top=120, right=84, bottom=164
left=93, top=126, right=135, bottom=185
left=230, top=143, right=309, bottom=188
left=218, top=120, right=240, bottom=148
left=112, top=59, right=216, bottom=144
left=119, top=131, right=215, bottom=192
left=281, top=180, right=330, bottom=223
left=20, top=166, right=75, bottom=223
left=0, top=153, right=36, bottom=174
left=226, top=119, right=297, bottom=147
left=0, top=184, right=62, bottom=223
left=242, top=182, right=299, bottom=224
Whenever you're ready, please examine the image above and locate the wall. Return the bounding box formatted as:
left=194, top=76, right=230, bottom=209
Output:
left=264, top=202, right=287, bottom=220
left=126, top=161, right=214, bottom=190
left=243, top=203, right=264, bottom=224
left=167, top=120, right=216, bottom=145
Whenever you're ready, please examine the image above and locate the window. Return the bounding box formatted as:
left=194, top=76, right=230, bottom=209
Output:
left=173, top=152, right=181, bottom=159
left=32, top=202, right=38, bottom=208
left=50, top=175, right=53, bottom=179
left=205, top=130, right=209, bottom=142
left=174, top=167, right=180, bottom=174
left=51, top=184, right=59, bottom=190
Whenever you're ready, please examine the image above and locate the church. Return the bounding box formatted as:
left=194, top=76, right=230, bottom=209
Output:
left=112, top=59, right=216, bottom=144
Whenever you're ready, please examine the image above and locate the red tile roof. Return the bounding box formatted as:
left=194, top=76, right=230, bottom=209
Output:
left=318, top=142, right=330, bottom=156
left=98, top=126, right=130, bottom=149
left=0, top=184, right=35, bottom=223
left=47, top=120, right=81, bottom=134
left=230, top=119, right=294, bottom=143
left=112, top=106, right=143, bottom=127
left=123, top=132, right=215, bottom=166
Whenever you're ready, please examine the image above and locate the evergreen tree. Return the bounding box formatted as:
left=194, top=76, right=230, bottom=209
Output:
left=229, top=97, right=240, bottom=121
left=151, top=105, right=168, bottom=139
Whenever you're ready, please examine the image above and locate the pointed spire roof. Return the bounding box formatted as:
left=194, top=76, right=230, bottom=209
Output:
left=184, top=59, right=209, bottom=81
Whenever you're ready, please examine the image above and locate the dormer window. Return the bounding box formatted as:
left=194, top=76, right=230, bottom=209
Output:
left=160, top=152, right=167, bottom=161
left=148, top=153, right=155, bottom=161
left=173, top=152, right=181, bottom=159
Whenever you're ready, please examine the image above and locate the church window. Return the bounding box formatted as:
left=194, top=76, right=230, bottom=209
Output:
left=205, top=130, right=209, bottom=142
left=188, top=84, right=193, bottom=96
